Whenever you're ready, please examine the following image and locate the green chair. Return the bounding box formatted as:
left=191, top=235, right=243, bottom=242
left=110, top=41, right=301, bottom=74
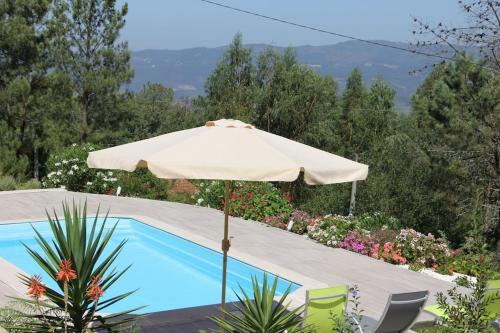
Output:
left=304, top=285, right=350, bottom=333
left=424, top=279, right=500, bottom=324
left=487, top=280, right=500, bottom=322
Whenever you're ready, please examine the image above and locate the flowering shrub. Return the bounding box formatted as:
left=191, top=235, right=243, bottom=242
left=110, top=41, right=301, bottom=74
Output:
left=228, top=182, right=293, bottom=221
left=307, top=215, right=357, bottom=247
left=289, top=209, right=312, bottom=235
left=337, top=227, right=452, bottom=268
left=194, top=181, right=293, bottom=222
left=370, top=242, right=407, bottom=265
left=369, top=226, right=398, bottom=245
left=366, top=227, right=406, bottom=264
left=43, top=143, right=117, bottom=193
left=262, top=214, right=289, bottom=230
left=193, top=180, right=226, bottom=208
left=395, top=228, right=451, bottom=269
left=340, top=230, right=371, bottom=255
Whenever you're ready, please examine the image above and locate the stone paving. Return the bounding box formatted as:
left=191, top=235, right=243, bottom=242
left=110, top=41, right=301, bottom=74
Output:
left=0, top=189, right=454, bottom=325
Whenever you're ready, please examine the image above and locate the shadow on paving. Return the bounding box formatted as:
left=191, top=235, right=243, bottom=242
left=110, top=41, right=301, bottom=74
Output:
left=109, top=302, right=242, bottom=333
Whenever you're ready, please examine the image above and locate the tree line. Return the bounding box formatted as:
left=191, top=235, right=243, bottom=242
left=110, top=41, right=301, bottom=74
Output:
left=1, top=1, right=498, bottom=251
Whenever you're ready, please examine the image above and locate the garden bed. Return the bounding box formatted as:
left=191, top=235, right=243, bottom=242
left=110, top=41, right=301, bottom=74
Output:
left=191, top=180, right=491, bottom=282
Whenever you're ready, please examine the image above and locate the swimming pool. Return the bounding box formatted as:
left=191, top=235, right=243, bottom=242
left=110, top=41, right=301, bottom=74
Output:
left=0, top=218, right=300, bottom=314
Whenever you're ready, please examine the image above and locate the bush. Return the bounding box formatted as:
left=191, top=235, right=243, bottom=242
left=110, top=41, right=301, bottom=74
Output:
left=396, top=228, right=452, bottom=269
left=307, top=215, right=357, bottom=247
left=228, top=182, right=292, bottom=221
left=0, top=176, right=41, bottom=192
left=194, top=180, right=225, bottom=208
left=369, top=241, right=407, bottom=265
left=118, top=168, right=169, bottom=200
left=0, top=175, right=16, bottom=191
left=354, top=212, right=401, bottom=231
left=298, top=183, right=351, bottom=216
left=331, top=215, right=405, bottom=261
left=262, top=214, right=289, bottom=230
left=289, top=209, right=312, bottom=235
left=43, top=143, right=117, bottom=193
left=432, top=272, right=498, bottom=332
left=194, top=181, right=293, bottom=222
left=340, top=230, right=371, bottom=255
left=451, top=253, right=497, bottom=277
left=305, top=216, right=453, bottom=270
left=369, top=226, right=398, bottom=245
left=17, top=179, right=41, bottom=190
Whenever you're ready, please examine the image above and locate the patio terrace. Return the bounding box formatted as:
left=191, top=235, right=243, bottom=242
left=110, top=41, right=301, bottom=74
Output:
left=0, top=189, right=455, bottom=330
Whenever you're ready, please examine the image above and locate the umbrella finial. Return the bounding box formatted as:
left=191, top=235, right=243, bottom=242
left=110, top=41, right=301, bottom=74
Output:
left=205, top=119, right=254, bottom=129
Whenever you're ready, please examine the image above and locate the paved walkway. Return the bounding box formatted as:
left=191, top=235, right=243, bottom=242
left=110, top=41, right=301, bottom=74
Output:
left=0, top=189, right=453, bottom=324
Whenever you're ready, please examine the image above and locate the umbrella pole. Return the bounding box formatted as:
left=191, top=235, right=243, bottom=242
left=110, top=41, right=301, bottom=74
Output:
left=221, top=180, right=231, bottom=312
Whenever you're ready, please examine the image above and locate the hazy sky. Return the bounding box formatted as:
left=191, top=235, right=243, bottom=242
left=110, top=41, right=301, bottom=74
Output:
left=119, top=0, right=466, bottom=51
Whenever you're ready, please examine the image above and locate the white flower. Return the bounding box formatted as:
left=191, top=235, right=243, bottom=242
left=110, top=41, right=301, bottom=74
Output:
left=72, top=165, right=79, bottom=170
left=108, top=171, right=113, bottom=176
left=197, top=198, right=204, bottom=205
left=54, top=162, right=61, bottom=167
left=206, top=188, right=211, bottom=193
left=56, top=171, right=62, bottom=176
left=72, top=143, right=77, bottom=147
left=86, top=182, right=93, bottom=185
left=68, top=170, right=74, bottom=175
left=62, top=160, right=68, bottom=164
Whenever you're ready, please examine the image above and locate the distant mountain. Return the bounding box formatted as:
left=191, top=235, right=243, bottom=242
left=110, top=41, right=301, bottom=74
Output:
left=129, top=40, right=440, bottom=109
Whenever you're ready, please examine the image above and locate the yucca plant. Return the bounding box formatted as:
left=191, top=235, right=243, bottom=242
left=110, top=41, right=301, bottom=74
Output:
left=210, top=275, right=309, bottom=333
left=8, top=201, right=142, bottom=332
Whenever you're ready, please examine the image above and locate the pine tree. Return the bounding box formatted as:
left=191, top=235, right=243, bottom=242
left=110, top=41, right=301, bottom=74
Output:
left=411, top=55, right=500, bottom=247
left=200, top=33, right=256, bottom=122
left=254, top=47, right=340, bottom=150
left=341, top=68, right=367, bottom=148
left=49, top=0, right=133, bottom=141
left=0, top=0, right=72, bottom=178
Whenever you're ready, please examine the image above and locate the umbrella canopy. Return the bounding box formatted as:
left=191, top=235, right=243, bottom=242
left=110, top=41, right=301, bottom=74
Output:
left=87, top=119, right=368, bottom=184
left=87, top=119, right=368, bottom=312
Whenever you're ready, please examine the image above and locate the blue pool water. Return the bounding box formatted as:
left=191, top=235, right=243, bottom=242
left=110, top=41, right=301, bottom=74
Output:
left=0, top=218, right=300, bottom=314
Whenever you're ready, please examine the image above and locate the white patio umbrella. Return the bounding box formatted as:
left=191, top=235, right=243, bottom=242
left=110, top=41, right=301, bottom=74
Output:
left=87, top=119, right=368, bottom=309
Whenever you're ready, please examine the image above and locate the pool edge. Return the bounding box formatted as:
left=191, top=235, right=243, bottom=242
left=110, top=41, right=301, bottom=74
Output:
left=0, top=215, right=327, bottom=308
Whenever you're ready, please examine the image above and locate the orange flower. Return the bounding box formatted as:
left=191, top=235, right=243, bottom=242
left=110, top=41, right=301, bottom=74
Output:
left=391, top=249, right=407, bottom=265
left=56, top=259, right=77, bottom=282
left=370, top=243, right=381, bottom=259
left=27, top=275, right=46, bottom=300
left=87, top=275, right=103, bottom=301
